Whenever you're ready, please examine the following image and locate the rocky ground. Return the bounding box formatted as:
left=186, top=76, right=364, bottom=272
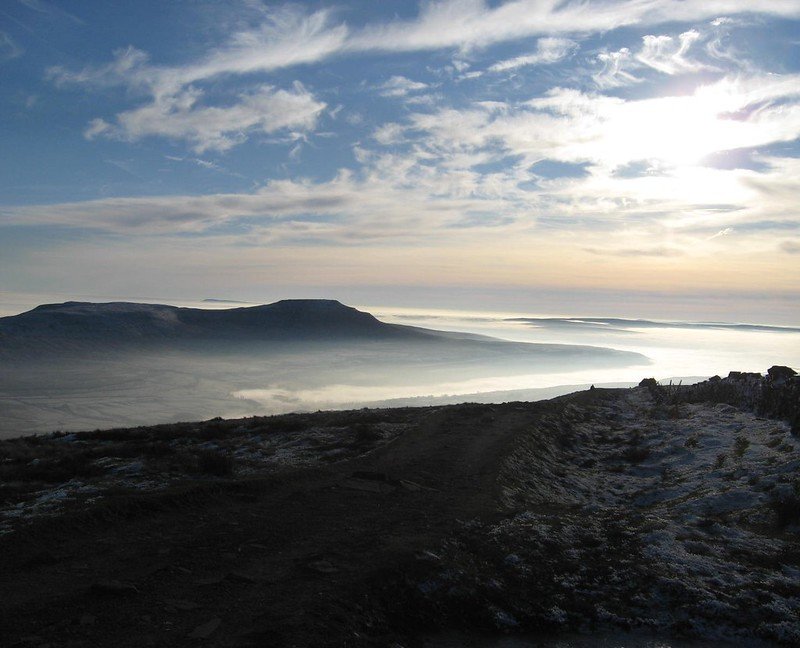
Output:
left=0, top=368, right=798, bottom=646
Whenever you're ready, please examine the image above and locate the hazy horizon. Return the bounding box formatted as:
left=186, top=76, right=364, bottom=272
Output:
left=1, top=1, right=798, bottom=432
left=1, top=293, right=796, bottom=437
left=2, top=288, right=798, bottom=327
left=1, top=1, right=799, bottom=322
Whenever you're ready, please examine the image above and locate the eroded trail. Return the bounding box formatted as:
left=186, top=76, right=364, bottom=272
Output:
left=0, top=398, right=549, bottom=646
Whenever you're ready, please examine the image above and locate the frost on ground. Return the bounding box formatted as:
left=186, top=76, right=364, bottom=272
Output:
left=406, top=374, right=800, bottom=645
left=0, top=411, right=412, bottom=534
left=1, top=369, right=798, bottom=645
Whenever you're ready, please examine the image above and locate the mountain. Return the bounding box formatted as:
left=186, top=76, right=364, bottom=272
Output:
left=0, top=299, right=647, bottom=362
left=0, top=300, right=650, bottom=436
left=0, top=299, right=428, bottom=357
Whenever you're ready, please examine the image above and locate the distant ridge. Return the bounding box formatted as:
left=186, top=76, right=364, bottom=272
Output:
left=0, top=299, right=649, bottom=370
left=202, top=298, right=251, bottom=304
left=508, top=316, right=800, bottom=334
left=0, top=299, right=424, bottom=357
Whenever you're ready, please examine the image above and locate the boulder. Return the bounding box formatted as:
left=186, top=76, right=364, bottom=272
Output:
left=767, top=365, right=797, bottom=383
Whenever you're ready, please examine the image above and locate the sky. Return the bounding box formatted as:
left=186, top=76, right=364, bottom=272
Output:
left=1, top=0, right=799, bottom=323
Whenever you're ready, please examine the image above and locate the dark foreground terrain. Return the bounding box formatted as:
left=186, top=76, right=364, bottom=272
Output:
left=1, top=369, right=798, bottom=647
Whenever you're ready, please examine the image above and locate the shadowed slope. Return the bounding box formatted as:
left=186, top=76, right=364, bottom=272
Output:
left=0, top=299, right=424, bottom=356
left=0, top=299, right=648, bottom=361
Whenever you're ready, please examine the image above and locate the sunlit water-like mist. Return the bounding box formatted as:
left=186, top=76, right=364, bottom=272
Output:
left=368, top=304, right=800, bottom=387
left=1, top=292, right=798, bottom=436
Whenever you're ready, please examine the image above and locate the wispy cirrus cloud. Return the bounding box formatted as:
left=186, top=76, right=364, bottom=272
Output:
left=49, top=6, right=343, bottom=152
left=347, top=0, right=800, bottom=54
left=45, top=1, right=800, bottom=154
left=593, top=27, right=715, bottom=88
left=488, top=37, right=577, bottom=72
left=48, top=6, right=347, bottom=95
left=0, top=31, right=23, bottom=61
left=18, top=0, right=84, bottom=25
left=637, top=29, right=712, bottom=75
left=584, top=246, right=684, bottom=257
left=593, top=47, right=641, bottom=89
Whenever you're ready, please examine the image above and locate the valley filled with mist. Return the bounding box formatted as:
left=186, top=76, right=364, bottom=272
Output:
left=2, top=298, right=798, bottom=437
left=0, top=299, right=649, bottom=436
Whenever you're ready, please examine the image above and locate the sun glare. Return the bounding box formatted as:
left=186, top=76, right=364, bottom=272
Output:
left=609, top=91, right=740, bottom=167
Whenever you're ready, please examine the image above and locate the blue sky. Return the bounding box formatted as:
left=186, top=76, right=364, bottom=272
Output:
left=1, top=1, right=799, bottom=322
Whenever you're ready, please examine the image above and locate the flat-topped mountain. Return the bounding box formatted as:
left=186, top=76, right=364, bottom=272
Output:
left=0, top=299, right=648, bottom=361
left=0, top=299, right=427, bottom=356
left=3, top=299, right=387, bottom=336
left=0, top=299, right=650, bottom=435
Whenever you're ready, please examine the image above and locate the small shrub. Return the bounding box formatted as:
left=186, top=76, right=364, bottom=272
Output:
left=769, top=484, right=800, bottom=529
left=733, top=436, right=750, bottom=459
left=197, top=418, right=232, bottom=441
left=10, top=453, right=106, bottom=483
left=685, top=435, right=699, bottom=449
left=622, top=445, right=650, bottom=463
left=266, top=416, right=308, bottom=434
left=197, top=450, right=235, bottom=477
left=714, top=453, right=727, bottom=469
left=352, top=423, right=382, bottom=446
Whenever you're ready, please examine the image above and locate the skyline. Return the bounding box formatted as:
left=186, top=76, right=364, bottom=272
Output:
left=2, top=1, right=800, bottom=323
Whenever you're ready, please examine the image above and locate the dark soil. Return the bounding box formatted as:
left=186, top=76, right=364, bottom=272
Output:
left=0, top=395, right=562, bottom=647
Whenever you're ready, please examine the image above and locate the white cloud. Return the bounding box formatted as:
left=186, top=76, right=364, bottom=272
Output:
left=49, top=6, right=343, bottom=152
left=348, top=0, right=800, bottom=54
left=49, top=7, right=346, bottom=95
left=378, top=75, right=429, bottom=97
left=593, top=27, right=717, bottom=88
left=48, top=46, right=148, bottom=88
left=584, top=246, right=684, bottom=257
left=85, top=83, right=325, bottom=153
left=459, top=74, right=800, bottom=170
left=593, top=47, right=640, bottom=89
left=489, top=37, right=577, bottom=72
left=637, top=30, right=712, bottom=75
left=373, top=122, right=406, bottom=145
left=0, top=31, right=23, bottom=61
left=47, top=1, right=800, bottom=154
left=84, top=118, right=112, bottom=139
left=708, top=227, right=734, bottom=240
left=48, top=2, right=800, bottom=91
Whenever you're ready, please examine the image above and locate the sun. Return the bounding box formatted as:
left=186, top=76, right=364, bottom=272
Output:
left=602, top=79, right=767, bottom=170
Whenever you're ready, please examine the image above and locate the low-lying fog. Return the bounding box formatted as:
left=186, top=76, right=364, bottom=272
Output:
left=1, top=296, right=797, bottom=438
left=371, top=305, right=800, bottom=385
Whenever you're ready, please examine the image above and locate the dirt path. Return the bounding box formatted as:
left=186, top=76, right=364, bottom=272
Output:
left=4, top=378, right=797, bottom=647
left=0, top=399, right=553, bottom=647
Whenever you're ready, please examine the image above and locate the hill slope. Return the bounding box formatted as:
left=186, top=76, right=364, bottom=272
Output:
left=0, top=370, right=797, bottom=646
left=0, top=299, right=422, bottom=354
left=0, top=299, right=649, bottom=358
left=0, top=299, right=650, bottom=435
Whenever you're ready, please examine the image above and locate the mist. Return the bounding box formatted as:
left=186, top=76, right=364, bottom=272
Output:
left=2, top=300, right=797, bottom=438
